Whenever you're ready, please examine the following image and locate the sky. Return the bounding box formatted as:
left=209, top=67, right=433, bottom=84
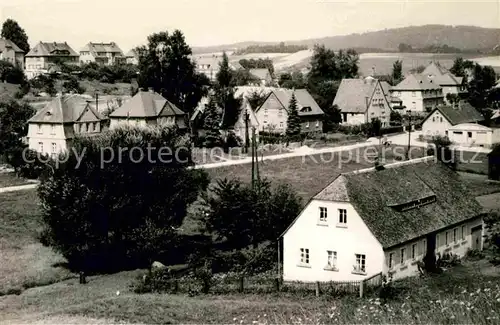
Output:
left=1, top=0, right=499, bottom=52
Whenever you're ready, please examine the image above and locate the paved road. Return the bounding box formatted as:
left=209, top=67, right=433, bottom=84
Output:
left=0, top=183, right=38, bottom=194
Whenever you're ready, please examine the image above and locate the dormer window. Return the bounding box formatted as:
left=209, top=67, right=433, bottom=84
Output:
left=300, top=106, right=312, bottom=113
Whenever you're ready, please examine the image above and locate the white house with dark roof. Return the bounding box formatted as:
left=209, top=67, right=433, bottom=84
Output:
left=421, top=62, right=467, bottom=103
left=332, top=77, right=393, bottom=126
left=79, top=42, right=125, bottom=65
left=391, top=74, right=444, bottom=113
left=27, top=94, right=103, bottom=155
left=193, top=55, right=243, bottom=82
left=109, top=90, right=187, bottom=129
left=255, top=88, right=324, bottom=133
left=249, top=68, right=273, bottom=86
left=0, top=38, right=25, bottom=69
left=25, top=42, right=79, bottom=79
left=281, top=157, right=484, bottom=282
left=125, top=49, right=139, bottom=65
left=420, top=100, right=499, bottom=147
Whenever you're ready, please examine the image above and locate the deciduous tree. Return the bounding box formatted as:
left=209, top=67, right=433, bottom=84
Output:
left=136, top=30, right=210, bottom=116
left=38, top=125, right=210, bottom=273
left=1, top=19, right=30, bottom=54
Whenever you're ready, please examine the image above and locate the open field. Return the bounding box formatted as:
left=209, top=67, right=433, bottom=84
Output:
left=1, top=259, right=500, bottom=324
left=0, top=189, right=72, bottom=296
left=225, top=50, right=499, bottom=75
left=0, top=172, right=33, bottom=188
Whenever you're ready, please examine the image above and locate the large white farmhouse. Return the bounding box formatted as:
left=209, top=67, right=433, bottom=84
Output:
left=281, top=157, right=484, bottom=282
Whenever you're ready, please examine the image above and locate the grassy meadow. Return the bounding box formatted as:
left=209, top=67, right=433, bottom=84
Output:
left=1, top=259, right=500, bottom=324
left=0, top=189, right=73, bottom=296
left=0, top=172, right=35, bottom=188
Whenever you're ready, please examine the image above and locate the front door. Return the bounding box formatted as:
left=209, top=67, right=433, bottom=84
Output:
left=471, top=225, right=483, bottom=250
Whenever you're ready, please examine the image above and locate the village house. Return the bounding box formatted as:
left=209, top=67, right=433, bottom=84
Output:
left=281, top=157, right=484, bottom=283
left=248, top=68, right=273, bottom=86
left=192, top=55, right=242, bottom=81
left=391, top=74, right=444, bottom=113
left=255, top=88, right=324, bottom=134
left=125, top=49, right=139, bottom=65
left=79, top=42, right=125, bottom=65
left=420, top=100, right=493, bottom=147
left=0, top=38, right=25, bottom=69
left=332, top=77, right=392, bottom=126
left=421, top=62, right=466, bottom=103
left=25, top=41, right=79, bottom=79
left=27, top=94, right=103, bottom=155
left=109, top=89, right=187, bottom=130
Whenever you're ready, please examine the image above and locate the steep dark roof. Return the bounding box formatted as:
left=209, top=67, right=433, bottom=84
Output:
left=314, top=157, right=483, bottom=248
left=422, top=101, right=484, bottom=126
left=26, top=42, right=78, bottom=57
left=392, top=74, right=442, bottom=91
left=110, top=91, right=185, bottom=118
left=0, top=38, right=24, bottom=53
left=259, top=88, right=324, bottom=116
left=332, top=78, right=378, bottom=113
left=29, top=95, right=102, bottom=124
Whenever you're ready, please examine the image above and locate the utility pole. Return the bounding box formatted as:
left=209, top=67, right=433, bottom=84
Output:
left=251, top=126, right=255, bottom=190
left=254, top=127, right=260, bottom=185
left=95, top=91, right=99, bottom=113
left=406, top=110, right=412, bottom=160
left=244, top=111, right=250, bottom=154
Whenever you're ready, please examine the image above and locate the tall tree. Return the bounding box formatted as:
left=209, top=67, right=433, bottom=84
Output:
left=308, top=45, right=359, bottom=83
left=286, top=93, right=301, bottom=136
left=38, top=125, right=210, bottom=273
left=1, top=19, right=30, bottom=54
left=450, top=57, right=474, bottom=78
left=202, top=94, right=222, bottom=148
left=136, top=30, right=210, bottom=117
left=0, top=99, right=35, bottom=165
left=391, top=60, right=403, bottom=85
left=215, top=52, right=243, bottom=129
left=468, top=63, right=497, bottom=109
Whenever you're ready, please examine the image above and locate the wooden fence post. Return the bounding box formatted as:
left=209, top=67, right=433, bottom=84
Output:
left=315, top=281, right=320, bottom=297
left=359, top=280, right=365, bottom=298
left=239, top=276, right=244, bottom=293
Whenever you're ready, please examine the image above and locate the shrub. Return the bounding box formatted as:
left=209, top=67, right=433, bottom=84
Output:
left=37, top=125, right=210, bottom=273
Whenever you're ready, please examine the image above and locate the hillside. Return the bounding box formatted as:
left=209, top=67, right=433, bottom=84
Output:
left=192, top=25, right=500, bottom=53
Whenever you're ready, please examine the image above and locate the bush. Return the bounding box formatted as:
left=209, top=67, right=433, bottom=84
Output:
left=37, top=125, right=210, bottom=273
left=380, top=126, right=404, bottom=135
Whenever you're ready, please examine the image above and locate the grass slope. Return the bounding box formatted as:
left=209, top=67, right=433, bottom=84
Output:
left=0, top=172, right=33, bottom=188
left=0, top=189, right=72, bottom=296
left=1, top=260, right=499, bottom=324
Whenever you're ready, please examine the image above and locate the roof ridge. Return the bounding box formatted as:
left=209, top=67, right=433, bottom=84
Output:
left=342, top=156, right=435, bottom=176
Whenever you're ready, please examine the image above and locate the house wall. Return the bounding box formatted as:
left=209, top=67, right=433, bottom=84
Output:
left=383, top=216, right=484, bottom=280
left=367, top=82, right=392, bottom=126
left=448, top=127, right=493, bottom=148
left=110, top=118, right=149, bottom=129
left=28, top=123, right=69, bottom=155
left=256, top=93, right=287, bottom=133
left=393, top=90, right=425, bottom=113
left=342, top=113, right=367, bottom=125
left=283, top=199, right=385, bottom=282
left=0, top=48, right=24, bottom=69
left=422, top=110, right=453, bottom=138
left=126, top=57, right=138, bottom=65
left=300, top=116, right=323, bottom=133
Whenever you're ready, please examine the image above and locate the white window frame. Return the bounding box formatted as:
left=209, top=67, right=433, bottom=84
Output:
left=353, top=254, right=366, bottom=274
left=279, top=122, right=284, bottom=128
left=338, top=209, right=347, bottom=225
left=325, top=250, right=337, bottom=270
left=319, top=207, right=327, bottom=223
left=37, top=124, right=43, bottom=134
left=400, top=248, right=406, bottom=265
left=461, top=225, right=466, bottom=241
left=388, top=252, right=394, bottom=269
left=299, top=248, right=310, bottom=265
left=453, top=228, right=458, bottom=243
left=50, top=125, right=56, bottom=135
left=38, top=142, right=43, bottom=152
left=445, top=231, right=449, bottom=246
